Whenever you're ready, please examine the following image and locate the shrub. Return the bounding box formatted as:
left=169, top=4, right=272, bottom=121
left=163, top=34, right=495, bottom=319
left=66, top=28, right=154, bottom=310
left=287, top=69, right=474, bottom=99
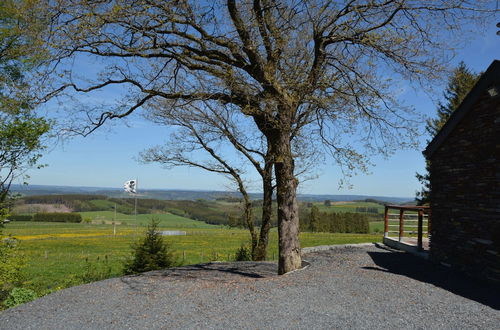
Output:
left=79, top=256, right=112, bottom=283
left=3, top=287, right=37, bottom=308
left=234, top=244, right=252, bottom=261
left=32, top=212, right=82, bottom=223
left=123, top=219, right=178, bottom=275
left=0, top=233, right=25, bottom=290
left=0, top=232, right=26, bottom=307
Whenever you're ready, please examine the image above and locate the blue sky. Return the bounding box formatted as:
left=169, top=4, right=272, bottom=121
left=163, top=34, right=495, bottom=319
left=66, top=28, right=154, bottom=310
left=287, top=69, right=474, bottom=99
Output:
left=24, top=22, right=500, bottom=198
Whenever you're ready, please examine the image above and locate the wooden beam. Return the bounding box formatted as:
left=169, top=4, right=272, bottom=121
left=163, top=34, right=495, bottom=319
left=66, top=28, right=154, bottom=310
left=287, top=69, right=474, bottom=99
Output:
left=399, top=209, right=404, bottom=242
left=384, top=205, right=389, bottom=237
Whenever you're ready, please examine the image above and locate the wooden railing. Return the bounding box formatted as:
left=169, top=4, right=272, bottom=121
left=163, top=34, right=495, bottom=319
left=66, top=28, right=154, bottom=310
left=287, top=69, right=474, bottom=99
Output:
left=384, top=205, right=431, bottom=251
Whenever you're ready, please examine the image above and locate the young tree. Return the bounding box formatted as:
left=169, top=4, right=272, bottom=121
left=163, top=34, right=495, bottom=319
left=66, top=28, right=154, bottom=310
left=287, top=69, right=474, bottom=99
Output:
left=416, top=62, right=479, bottom=205
left=39, top=1, right=493, bottom=273
left=309, top=205, right=320, bottom=232
left=123, top=219, right=178, bottom=275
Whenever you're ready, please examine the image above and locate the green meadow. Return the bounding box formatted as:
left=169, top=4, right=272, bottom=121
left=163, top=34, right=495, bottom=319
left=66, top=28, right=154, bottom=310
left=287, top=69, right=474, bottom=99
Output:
left=78, top=210, right=217, bottom=228
left=4, top=212, right=382, bottom=295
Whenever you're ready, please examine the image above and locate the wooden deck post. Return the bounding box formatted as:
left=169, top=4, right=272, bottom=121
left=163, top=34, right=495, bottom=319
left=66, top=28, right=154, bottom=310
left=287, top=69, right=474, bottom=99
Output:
left=417, top=210, right=423, bottom=251
left=384, top=205, right=389, bottom=237
left=427, top=209, right=432, bottom=238
left=398, top=209, right=404, bottom=242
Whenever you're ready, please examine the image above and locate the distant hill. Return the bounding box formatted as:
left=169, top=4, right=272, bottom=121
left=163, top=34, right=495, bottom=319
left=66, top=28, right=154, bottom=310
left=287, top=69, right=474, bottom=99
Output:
left=10, top=184, right=412, bottom=204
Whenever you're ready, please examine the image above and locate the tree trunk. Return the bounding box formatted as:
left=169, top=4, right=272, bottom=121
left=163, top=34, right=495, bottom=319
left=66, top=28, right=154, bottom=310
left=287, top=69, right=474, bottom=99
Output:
left=235, top=176, right=258, bottom=257
left=254, top=160, right=273, bottom=261
left=243, top=194, right=258, bottom=257
left=273, top=132, right=301, bottom=274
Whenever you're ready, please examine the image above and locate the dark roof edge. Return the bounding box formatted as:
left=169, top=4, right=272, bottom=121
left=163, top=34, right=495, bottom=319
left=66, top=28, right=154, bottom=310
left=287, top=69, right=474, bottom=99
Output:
left=423, top=60, right=500, bottom=158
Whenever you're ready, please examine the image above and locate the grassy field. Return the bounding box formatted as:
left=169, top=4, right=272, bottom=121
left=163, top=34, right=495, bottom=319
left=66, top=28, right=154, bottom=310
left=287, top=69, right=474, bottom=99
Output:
left=4, top=215, right=383, bottom=296
left=369, top=221, right=384, bottom=233
left=78, top=211, right=218, bottom=228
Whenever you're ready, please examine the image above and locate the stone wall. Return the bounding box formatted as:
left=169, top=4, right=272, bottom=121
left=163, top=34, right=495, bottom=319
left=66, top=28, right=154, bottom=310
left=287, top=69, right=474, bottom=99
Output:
left=429, top=89, right=500, bottom=284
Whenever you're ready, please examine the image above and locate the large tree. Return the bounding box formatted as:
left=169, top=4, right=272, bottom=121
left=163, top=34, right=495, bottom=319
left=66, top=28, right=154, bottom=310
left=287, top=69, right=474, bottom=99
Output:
left=39, top=0, right=492, bottom=273
left=141, top=100, right=275, bottom=260
left=0, top=0, right=50, bottom=217
left=141, top=100, right=318, bottom=260
left=415, top=62, right=479, bottom=205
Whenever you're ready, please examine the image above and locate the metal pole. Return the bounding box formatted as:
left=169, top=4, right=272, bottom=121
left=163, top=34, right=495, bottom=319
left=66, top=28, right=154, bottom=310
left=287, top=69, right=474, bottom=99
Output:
left=427, top=209, right=432, bottom=238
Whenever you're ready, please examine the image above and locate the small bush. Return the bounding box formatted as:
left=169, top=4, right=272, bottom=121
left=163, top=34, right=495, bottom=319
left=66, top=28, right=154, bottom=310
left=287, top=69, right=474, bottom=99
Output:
left=123, top=219, right=178, bottom=275
left=0, top=233, right=25, bottom=289
left=32, top=212, right=82, bottom=223
left=3, top=287, right=37, bottom=308
left=79, top=256, right=112, bottom=283
left=234, top=244, right=252, bottom=261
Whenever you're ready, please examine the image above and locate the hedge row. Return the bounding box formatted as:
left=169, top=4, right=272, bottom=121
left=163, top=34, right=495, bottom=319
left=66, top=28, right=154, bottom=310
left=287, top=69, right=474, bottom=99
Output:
left=300, top=207, right=369, bottom=233
left=7, top=215, right=33, bottom=221
left=323, top=212, right=370, bottom=233
left=32, top=213, right=82, bottom=223
left=23, top=194, right=108, bottom=204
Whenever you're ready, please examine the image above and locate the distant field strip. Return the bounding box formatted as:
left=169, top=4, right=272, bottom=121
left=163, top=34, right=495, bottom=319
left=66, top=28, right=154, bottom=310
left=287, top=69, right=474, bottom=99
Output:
left=78, top=211, right=218, bottom=228
left=15, top=231, right=135, bottom=240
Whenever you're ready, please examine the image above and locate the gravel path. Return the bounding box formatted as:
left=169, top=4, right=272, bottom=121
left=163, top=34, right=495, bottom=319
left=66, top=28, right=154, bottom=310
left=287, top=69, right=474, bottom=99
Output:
left=1, top=244, right=499, bottom=329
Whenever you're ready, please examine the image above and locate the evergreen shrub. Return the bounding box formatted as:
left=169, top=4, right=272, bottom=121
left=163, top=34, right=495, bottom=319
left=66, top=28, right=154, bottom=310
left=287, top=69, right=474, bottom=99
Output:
left=123, top=219, right=178, bottom=274
left=234, top=244, right=252, bottom=261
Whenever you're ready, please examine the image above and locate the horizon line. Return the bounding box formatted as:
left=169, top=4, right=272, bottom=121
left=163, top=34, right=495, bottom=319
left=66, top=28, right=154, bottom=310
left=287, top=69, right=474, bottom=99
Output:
left=11, top=183, right=413, bottom=200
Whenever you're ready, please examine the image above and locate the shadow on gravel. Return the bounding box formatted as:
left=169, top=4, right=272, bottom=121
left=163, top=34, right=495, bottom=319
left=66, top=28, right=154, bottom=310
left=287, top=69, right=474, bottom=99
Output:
left=123, top=261, right=278, bottom=286
left=163, top=262, right=278, bottom=279
left=364, top=247, right=500, bottom=310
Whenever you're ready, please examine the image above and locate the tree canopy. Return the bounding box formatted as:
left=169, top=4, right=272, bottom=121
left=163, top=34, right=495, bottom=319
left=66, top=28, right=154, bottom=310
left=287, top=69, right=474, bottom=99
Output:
left=416, top=62, right=479, bottom=205
left=36, top=0, right=494, bottom=273
left=0, top=0, right=50, bottom=214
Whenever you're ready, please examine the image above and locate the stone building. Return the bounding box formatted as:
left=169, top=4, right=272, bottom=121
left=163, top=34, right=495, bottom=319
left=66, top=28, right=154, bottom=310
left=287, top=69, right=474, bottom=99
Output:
left=423, top=60, right=500, bottom=284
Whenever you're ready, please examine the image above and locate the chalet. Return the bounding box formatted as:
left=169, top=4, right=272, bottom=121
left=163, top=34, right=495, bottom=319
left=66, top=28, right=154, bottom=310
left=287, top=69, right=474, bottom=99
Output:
left=423, top=60, right=500, bottom=284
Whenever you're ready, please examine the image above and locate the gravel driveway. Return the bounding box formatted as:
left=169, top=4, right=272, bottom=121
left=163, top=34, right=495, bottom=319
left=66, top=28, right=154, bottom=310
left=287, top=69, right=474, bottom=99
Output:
left=1, top=244, right=499, bottom=329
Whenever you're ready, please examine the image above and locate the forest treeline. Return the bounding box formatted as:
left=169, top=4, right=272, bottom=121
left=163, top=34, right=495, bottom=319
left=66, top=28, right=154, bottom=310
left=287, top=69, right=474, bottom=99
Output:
left=16, top=195, right=242, bottom=225
left=299, top=206, right=369, bottom=233
left=16, top=194, right=371, bottom=232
